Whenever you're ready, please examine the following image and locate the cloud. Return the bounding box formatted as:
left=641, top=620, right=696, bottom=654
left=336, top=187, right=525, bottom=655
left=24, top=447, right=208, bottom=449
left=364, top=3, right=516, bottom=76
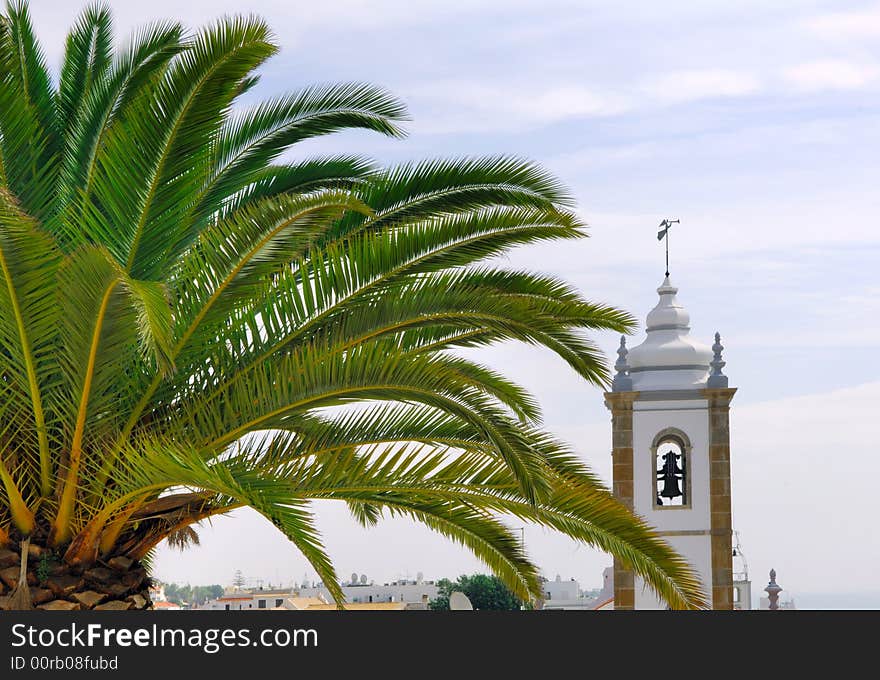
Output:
left=514, top=86, right=631, bottom=121
left=402, top=81, right=630, bottom=134
left=640, top=69, right=761, bottom=103
left=732, top=382, right=880, bottom=595
left=405, top=69, right=765, bottom=135
left=803, top=5, right=880, bottom=40
left=782, top=60, right=880, bottom=92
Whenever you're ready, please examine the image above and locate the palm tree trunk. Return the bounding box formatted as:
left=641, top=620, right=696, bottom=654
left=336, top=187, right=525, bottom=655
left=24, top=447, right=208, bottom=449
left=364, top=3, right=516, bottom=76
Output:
left=0, top=541, right=153, bottom=611
left=6, top=537, right=32, bottom=610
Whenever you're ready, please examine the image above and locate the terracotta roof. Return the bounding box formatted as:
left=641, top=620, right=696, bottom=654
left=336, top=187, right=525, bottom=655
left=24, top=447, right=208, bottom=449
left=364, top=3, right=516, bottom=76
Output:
left=593, top=597, right=614, bottom=611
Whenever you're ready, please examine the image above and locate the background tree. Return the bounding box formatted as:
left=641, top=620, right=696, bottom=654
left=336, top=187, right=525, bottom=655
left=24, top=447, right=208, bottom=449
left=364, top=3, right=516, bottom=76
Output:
left=429, top=574, right=526, bottom=611
left=163, top=582, right=223, bottom=606
left=0, top=0, right=706, bottom=611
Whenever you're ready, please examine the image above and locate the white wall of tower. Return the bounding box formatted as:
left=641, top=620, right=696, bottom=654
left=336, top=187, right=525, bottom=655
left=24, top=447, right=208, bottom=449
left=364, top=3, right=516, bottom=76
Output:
left=632, top=400, right=710, bottom=531
left=634, top=535, right=712, bottom=609
left=631, top=399, right=713, bottom=608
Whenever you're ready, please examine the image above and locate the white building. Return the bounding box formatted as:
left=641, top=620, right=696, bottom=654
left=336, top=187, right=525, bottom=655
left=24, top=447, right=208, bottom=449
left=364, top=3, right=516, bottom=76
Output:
left=296, top=575, right=439, bottom=608
left=148, top=583, right=167, bottom=602
left=606, top=275, right=737, bottom=609
left=540, top=568, right=614, bottom=610
left=199, top=587, right=301, bottom=611
left=199, top=574, right=439, bottom=610
left=543, top=574, right=581, bottom=603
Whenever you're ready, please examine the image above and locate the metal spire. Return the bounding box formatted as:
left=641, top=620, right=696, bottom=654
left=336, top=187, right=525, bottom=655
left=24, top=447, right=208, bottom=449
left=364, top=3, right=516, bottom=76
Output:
left=657, top=218, right=679, bottom=276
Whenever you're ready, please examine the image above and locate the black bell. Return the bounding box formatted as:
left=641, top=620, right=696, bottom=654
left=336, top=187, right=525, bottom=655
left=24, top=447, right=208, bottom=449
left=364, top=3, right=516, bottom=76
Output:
left=657, top=451, right=683, bottom=500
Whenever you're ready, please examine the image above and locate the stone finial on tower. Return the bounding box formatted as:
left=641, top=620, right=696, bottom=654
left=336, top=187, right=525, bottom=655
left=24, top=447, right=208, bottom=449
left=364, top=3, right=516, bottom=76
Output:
left=707, top=331, right=728, bottom=388
left=765, top=568, right=782, bottom=611
left=612, top=336, right=633, bottom=392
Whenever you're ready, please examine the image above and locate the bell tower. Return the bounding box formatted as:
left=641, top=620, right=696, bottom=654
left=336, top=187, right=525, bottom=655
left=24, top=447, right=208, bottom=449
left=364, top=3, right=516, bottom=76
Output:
left=605, top=276, right=735, bottom=609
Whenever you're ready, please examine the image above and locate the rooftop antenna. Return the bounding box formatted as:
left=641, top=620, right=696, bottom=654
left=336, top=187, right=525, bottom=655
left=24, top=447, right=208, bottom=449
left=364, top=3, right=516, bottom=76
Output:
left=657, top=219, right=680, bottom=277
left=732, top=530, right=749, bottom=582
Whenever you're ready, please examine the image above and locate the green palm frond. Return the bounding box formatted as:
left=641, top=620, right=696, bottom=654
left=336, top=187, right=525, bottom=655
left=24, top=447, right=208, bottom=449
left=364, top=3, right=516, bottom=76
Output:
left=0, top=189, right=59, bottom=495
left=87, top=15, right=276, bottom=277
left=193, top=83, right=407, bottom=222
left=220, top=156, right=377, bottom=214
left=0, top=1, right=59, bottom=220
left=58, top=3, right=113, bottom=134
left=331, top=155, right=574, bottom=241
left=56, top=19, right=184, bottom=244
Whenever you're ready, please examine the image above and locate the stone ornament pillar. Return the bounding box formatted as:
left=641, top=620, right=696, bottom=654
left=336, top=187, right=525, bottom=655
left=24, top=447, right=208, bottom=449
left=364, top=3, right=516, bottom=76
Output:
left=765, top=569, right=782, bottom=611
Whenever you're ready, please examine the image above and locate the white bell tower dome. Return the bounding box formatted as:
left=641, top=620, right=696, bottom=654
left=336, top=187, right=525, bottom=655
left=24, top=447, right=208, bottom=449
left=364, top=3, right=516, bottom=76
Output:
left=605, top=276, right=736, bottom=609
left=625, top=275, right=713, bottom=391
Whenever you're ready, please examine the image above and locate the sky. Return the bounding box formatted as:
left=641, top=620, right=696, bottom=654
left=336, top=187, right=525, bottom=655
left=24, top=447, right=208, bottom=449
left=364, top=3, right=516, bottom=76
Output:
left=25, top=0, right=880, bottom=608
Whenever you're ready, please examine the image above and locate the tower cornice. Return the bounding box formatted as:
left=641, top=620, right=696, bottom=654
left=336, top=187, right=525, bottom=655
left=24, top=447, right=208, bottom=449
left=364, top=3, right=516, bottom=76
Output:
left=603, top=390, right=638, bottom=411
left=701, top=387, right=737, bottom=407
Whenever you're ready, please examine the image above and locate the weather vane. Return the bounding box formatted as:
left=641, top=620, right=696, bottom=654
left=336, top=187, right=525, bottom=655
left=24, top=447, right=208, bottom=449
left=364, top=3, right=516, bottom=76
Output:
left=657, top=218, right=679, bottom=276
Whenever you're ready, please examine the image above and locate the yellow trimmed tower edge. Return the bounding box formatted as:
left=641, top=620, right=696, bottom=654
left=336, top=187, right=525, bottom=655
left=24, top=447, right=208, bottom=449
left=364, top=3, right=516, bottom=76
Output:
left=704, top=387, right=737, bottom=610
left=605, top=391, right=637, bottom=611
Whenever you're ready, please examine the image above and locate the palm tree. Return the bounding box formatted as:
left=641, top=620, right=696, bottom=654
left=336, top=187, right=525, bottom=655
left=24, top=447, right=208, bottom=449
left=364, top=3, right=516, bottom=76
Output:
left=0, top=1, right=705, bottom=611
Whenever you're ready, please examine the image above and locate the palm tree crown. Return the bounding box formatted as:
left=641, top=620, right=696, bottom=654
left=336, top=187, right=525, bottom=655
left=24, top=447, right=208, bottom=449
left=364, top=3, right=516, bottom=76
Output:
left=0, top=1, right=705, bottom=609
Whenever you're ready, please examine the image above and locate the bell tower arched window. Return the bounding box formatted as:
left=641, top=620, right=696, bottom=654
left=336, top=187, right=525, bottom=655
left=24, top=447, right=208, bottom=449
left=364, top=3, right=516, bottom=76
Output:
left=651, top=429, right=691, bottom=509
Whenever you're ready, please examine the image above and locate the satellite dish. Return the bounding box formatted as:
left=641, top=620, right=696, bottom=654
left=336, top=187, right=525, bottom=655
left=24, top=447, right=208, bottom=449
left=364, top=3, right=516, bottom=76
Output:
left=449, top=591, right=473, bottom=611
